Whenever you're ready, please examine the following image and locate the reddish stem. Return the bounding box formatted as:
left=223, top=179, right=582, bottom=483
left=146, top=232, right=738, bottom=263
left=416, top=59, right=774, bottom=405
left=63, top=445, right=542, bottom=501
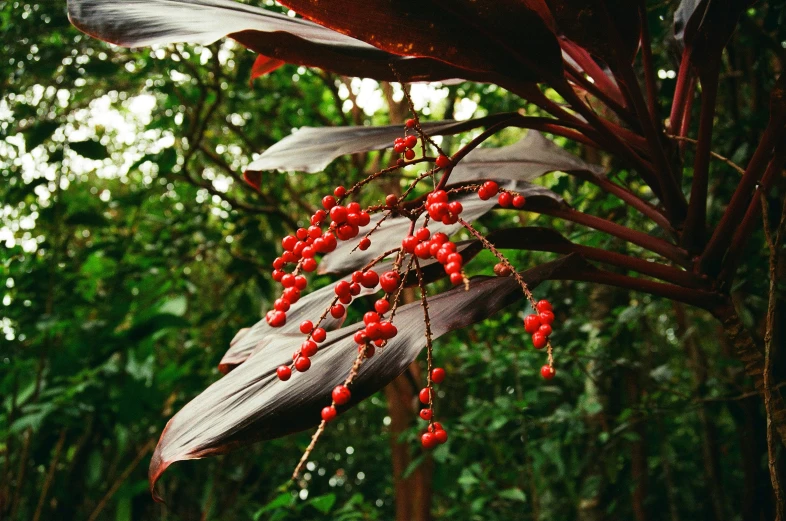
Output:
left=639, top=0, right=660, bottom=124
left=560, top=38, right=625, bottom=106
left=670, top=53, right=694, bottom=133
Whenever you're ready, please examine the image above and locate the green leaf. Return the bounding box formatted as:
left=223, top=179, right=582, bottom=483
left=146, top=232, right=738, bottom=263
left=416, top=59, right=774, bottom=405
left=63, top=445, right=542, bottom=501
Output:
left=253, top=492, right=293, bottom=519
left=498, top=488, right=527, bottom=502
left=69, top=139, right=109, bottom=160
left=309, top=493, right=337, bottom=514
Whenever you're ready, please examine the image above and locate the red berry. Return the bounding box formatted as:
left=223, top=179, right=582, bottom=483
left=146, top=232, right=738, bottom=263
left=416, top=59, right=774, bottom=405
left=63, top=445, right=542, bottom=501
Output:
left=358, top=211, right=371, bottom=226
left=379, top=321, right=397, bottom=339
left=322, top=195, right=337, bottom=209
left=282, top=235, right=297, bottom=251
left=380, top=271, right=400, bottom=293
left=332, top=385, right=351, bottom=405
left=335, top=280, right=351, bottom=297
left=330, top=205, right=348, bottom=223
left=394, top=142, right=407, bottom=154
left=333, top=186, right=346, bottom=198
left=294, top=356, right=311, bottom=372
left=402, top=235, right=418, bottom=253
left=498, top=192, right=512, bottom=207
left=266, top=310, right=286, bottom=327
left=365, top=322, right=383, bottom=340
left=419, top=408, right=433, bottom=421
left=536, top=300, right=553, bottom=313
left=404, top=148, right=415, bottom=160
left=404, top=135, right=418, bottom=149
left=282, top=287, right=300, bottom=303
left=385, top=194, right=398, bottom=207
left=274, top=298, right=290, bottom=312
left=301, top=339, right=319, bottom=357
left=541, top=365, right=556, bottom=380
left=428, top=422, right=444, bottom=433
left=419, top=387, right=432, bottom=404
left=477, top=187, right=490, bottom=200
left=434, top=428, right=448, bottom=444
left=330, top=304, right=345, bottom=318
left=416, top=227, right=431, bottom=241
left=449, top=272, right=464, bottom=285
left=539, top=311, right=555, bottom=325
left=358, top=237, right=371, bottom=250
left=361, top=270, right=379, bottom=288
left=299, top=320, right=314, bottom=334
left=339, top=293, right=352, bottom=305
left=312, top=327, right=327, bottom=343
left=349, top=282, right=361, bottom=296
left=375, top=299, right=390, bottom=314
left=415, top=242, right=431, bottom=259
left=435, top=154, right=451, bottom=169
left=427, top=190, right=448, bottom=204
left=321, top=405, right=337, bottom=422
left=431, top=367, right=446, bottom=384
left=445, top=261, right=462, bottom=274
left=296, top=228, right=308, bottom=240
left=302, top=258, right=317, bottom=272
left=352, top=271, right=364, bottom=284
left=361, top=343, right=376, bottom=357
left=353, top=330, right=368, bottom=345
left=273, top=257, right=285, bottom=269
left=421, top=432, right=438, bottom=449
left=431, top=232, right=448, bottom=244
left=538, top=324, right=552, bottom=337
left=405, top=118, right=416, bottom=128
left=276, top=365, right=292, bottom=381
left=347, top=201, right=361, bottom=213
left=311, top=210, right=326, bottom=225
left=532, top=332, right=547, bottom=349
left=448, top=201, right=463, bottom=216
left=363, top=311, right=381, bottom=324
left=524, top=314, right=541, bottom=334
left=272, top=269, right=284, bottom=282
left=513, top=195, right=526, bottom=208
left=482, top=181, right=499, bottom=196
left=294, top=275, right=307, bottom=290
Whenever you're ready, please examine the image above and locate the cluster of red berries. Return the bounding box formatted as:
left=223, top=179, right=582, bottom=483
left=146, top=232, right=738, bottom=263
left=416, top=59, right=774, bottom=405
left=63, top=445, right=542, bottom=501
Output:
left=402, top=228, right=464, bottom=285
left=393, top=133, right=419, bottom=160
left=266, top=186, right=372, bottom=328
left=425, top=189, right=463, bottom=224
left=523, top=299, right=556, bottom=379
left=320, top=384, right=352, bottom=423
left=477, top=180, right=526, bottom=208
left=419, top=367, right=448, bottom=448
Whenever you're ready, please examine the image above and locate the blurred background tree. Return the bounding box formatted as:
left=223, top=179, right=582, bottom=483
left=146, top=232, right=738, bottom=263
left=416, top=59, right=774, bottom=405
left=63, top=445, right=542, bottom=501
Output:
left=1, top=1, right=785, bottom=520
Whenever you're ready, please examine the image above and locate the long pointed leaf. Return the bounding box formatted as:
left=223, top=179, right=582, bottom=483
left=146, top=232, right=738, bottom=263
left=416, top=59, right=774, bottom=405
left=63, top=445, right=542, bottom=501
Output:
left=149, top=254, right=589, bottom=500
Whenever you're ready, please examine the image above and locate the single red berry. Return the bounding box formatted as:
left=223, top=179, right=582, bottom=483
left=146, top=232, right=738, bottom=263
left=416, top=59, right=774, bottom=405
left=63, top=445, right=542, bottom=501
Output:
left=385, top=194, right=398, bottom=207
left=419, top=387, right=432, bottom=404
left=301, top=339, right=319, bottom=357
left=282, top=235, right=297, bottom=251
left=302, top=258, right=317, bottom=272
left=380, top=271, right=401, bottom=293
left=274, top=298, right=290, bottom=312
left=538, top=324, right=552, bottom=337
left=276, top=365, right=292, bottom=381
left=335, top=280, right=351, bottom=297
left=311, top=210, right=327, bottom=225
left=446, top=253, right=462, bottom=265
left=266, top=310, right=287, bottom=327
left=419, top=408, right=433, bottom=421
left=353, top=330, right=368, bottom=345
left=321, top=405, right=337, bottom=422
left=330, top=304, right=345, bottom=318
left=282, top=287, right=300, bottom=303
left=421, top=432, right=438, bottom=449
left=379, top=321, right=397, bottom=339
left=335, top=221, right=356, bottom=240
left=299, top=320, right=314, bottom=334
left=513, top=195, right=526, bottom=208
left=431, top=367, right=446, bottom=384
left=402, top=235, right=418, bottom=253
left=532, top=332, right=547, bottom=349
left=296, top=227, right=308, bottom=240
left=272, top=269, right=284, bottom=282
left=416, top=227, right=431, bottom=241
left=375, top=298, right=390, bottom=314
left=302, top=246, right=315, bottom=258
left=482, top=181, right=499, bottom=196
left=449, top=272, right=464, bottom=285
left=339, top=293, right=352, bottom=305
left=363, top=311, right=381, bottom=325
left=361, top=270, right=379, bottom=288
left=358, top=211, right=371, bottom=226
left=273, top=257, right=285, bottom=269
left=365, top=321, right=383, bottom=340
left=405, top=118, right=416, bottom=128
left=394, top=142, right=407, bottom=154
left=415, top=242, right=431, bottom=259
left=332, top=385, right=351, bottom=405
left=404, top=148, right=416, bottom=160
left=312, top=327, right=327, bottom=343
left=294, top=275, right=307, bottom=290
left=541, top=365, right=556, bottom=380
left=431, top=232, right=448, bottom=244
left=427, top=190, right=448, bottom=204
left=352, top=271, right=364, bottom=283
left=478, top=187, right=491, bottom=200
left=498, top=192, right=512, bottom=207
left=428, top=422, right=444, bottom=433
left=322, top=195, right=337, bottom=209
left=404, top=135, right=418, bottom=149
left=334, top=186, right=346, bottom=198
left=445, top=261, right=462, bottom=274
left=361, top=343, right=376, bottom=358
left=308, top=225, right=322, bottom=238
left=435, top=154, right=451, bottom=169
left=434, top=428, right=448, bottom=444
left=347, top=201, right=361, bottom=213
left=448, top=201, right=463, bottom=215
left=349, top=282, right=361, bottom=296
left=536, top=299, right=553, bottom=313
left=524, top=314, right=542, bottom=334
left=294, top=356, right=311, bottom=372
left=539, top=310, right=555, bottom=325
left=330, top=205, right=348, bottom=223
left=358, top=237, right=371, bottom=250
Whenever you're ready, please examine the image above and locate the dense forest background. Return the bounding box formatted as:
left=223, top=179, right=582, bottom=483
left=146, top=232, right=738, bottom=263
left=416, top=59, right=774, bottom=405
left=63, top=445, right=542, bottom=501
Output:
left=2, top=1, right=786, bottom=520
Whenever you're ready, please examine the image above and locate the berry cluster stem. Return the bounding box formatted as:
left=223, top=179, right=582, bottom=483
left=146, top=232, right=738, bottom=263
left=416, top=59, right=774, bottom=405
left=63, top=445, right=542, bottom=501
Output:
left=414, top=257, right=436, bottom=424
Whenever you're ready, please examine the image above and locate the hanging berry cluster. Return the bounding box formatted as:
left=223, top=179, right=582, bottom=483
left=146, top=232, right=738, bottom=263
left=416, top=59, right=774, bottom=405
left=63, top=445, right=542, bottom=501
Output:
left=252, top=104, right=557, bottom=479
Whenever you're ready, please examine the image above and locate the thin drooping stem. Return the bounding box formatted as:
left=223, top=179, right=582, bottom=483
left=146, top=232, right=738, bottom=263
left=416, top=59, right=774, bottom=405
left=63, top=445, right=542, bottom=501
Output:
left=760, top=192, right=786, bottom=520
left=666, top=135, right=746, bottom=175
left=414, top=258, right=435, bottom=425
left=670, top=53, right=694, bottom=134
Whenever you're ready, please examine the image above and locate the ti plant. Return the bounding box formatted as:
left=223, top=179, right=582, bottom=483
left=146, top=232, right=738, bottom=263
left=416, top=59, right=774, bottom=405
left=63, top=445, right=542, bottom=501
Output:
left=68, top=0, right=786, bottom=502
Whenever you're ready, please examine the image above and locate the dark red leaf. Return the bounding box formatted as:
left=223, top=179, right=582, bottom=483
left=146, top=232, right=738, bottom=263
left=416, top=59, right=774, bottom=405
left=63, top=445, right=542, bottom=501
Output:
left=66, top=0, right=478, bottom=82
left=245, top=114, right=520, bottom=174
left=678, top=0, right=751, bottom=75
left=276, top=0, right=563, bottom=83
left=545, top=0, right=641, bottom=66
left=249, top=54, right=285, bottom=85
left=149, top=254, right=588, bottom=501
